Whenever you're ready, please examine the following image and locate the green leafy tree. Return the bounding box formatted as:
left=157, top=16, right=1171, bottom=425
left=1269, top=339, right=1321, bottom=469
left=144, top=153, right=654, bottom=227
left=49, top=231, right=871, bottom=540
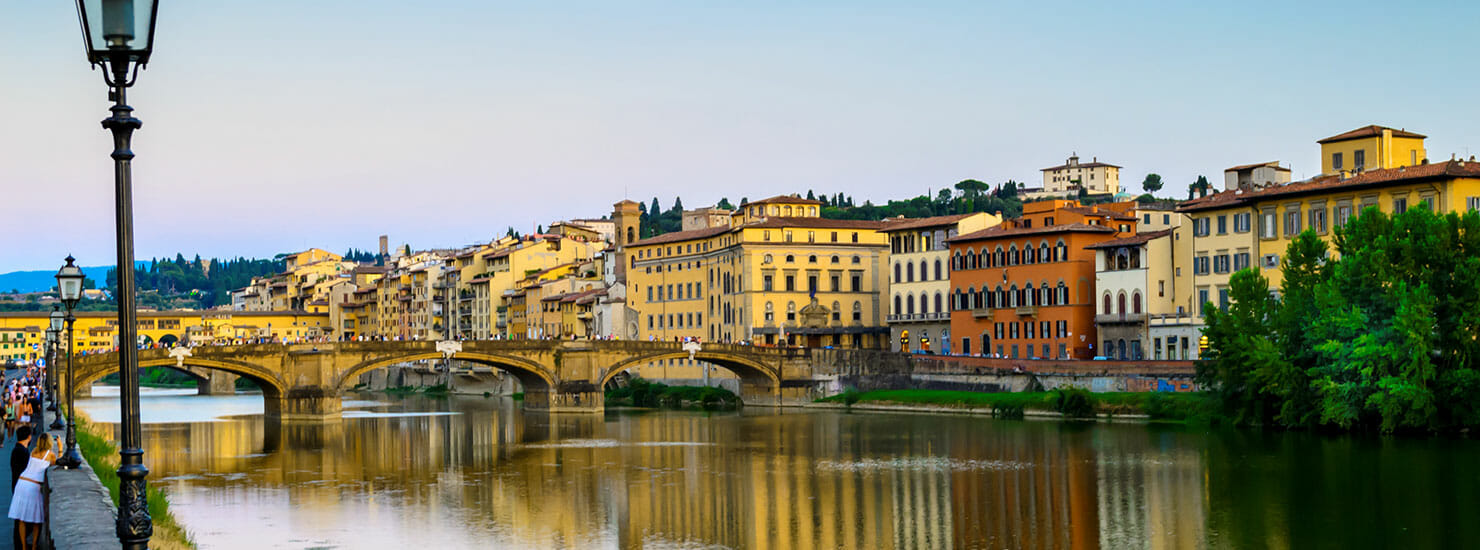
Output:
left=716, top=197, right=735, bottom=210
left=1190, top=175, right=1213, bottom=197
left=1141, top=173, right=1164, bottom=194
left=1199, top=268, right=1284, bottom=425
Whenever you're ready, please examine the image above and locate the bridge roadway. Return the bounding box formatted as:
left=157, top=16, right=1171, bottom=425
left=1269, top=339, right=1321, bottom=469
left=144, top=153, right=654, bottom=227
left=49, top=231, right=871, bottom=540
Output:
left=69, top=340, right=821, bottom=418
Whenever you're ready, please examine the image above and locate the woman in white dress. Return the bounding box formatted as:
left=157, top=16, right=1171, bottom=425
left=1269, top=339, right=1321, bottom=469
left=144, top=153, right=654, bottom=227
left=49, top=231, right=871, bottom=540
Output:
left=10, top=433, right=55, bottom=550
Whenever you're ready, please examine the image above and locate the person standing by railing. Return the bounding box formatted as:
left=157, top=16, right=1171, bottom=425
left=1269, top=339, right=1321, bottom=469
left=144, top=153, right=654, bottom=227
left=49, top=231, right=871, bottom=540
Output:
left=8, top=432, right=55, bottom=550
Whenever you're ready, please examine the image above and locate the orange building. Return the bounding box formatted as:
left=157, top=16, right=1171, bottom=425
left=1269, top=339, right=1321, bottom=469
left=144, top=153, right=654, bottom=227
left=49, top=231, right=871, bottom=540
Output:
left=947, top=200, right=1135, bottom=359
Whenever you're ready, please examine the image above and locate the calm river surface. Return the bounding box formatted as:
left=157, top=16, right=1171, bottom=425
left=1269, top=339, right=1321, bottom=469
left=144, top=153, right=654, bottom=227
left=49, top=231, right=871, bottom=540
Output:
left=78, top=387, right=1480, bottom=549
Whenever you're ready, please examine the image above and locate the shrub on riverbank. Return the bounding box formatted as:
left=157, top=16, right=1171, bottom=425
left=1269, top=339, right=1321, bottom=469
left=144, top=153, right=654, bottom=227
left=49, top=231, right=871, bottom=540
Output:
left=818, top=389, right=1212, bottom=422
left=606, top=377, right=739, bottom=410
left=74, top=418, right=196, bottom=549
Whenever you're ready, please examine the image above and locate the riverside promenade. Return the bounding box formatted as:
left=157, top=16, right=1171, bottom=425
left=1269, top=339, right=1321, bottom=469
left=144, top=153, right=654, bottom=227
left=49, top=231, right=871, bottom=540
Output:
left=0, top=367, right=117, bottom=550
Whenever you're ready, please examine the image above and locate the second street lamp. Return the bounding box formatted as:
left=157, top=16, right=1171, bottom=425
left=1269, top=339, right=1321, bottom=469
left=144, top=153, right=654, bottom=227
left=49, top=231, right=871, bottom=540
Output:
left=74, top=1, right=161, bottom=548
left=55, top=257, right=86, bottom=470
left=48, top=306, right=65, bottom=431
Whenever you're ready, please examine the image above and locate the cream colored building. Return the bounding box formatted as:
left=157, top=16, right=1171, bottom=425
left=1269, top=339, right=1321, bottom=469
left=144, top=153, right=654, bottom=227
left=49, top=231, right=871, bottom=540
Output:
left=883, top=212, right=1001, bottom=354
left=1039, top=154, right=1121, bottom=196
left=1317, top=125, right=1426, bottom=176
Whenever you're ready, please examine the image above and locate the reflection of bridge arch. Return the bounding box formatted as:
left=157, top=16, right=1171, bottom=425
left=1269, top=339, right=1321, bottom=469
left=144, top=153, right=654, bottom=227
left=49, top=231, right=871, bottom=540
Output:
left=599, top=352, right=780, bottom=391
left=333, top=351, right=556, bottom=393
left=73, top=356, right=288, bottom=399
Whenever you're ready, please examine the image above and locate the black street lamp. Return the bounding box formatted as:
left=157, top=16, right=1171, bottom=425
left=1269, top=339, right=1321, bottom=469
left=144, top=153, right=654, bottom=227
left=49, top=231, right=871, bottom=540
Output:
left=73, top=1, right=160, bottom=547
left=47, top=307, right=65, bottom=431
left=55, top=257, right=86, bottom=470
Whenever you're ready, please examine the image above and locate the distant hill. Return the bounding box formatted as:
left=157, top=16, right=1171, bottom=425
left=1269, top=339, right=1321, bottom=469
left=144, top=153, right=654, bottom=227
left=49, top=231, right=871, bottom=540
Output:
left=0, top=264, right=127, bottom=294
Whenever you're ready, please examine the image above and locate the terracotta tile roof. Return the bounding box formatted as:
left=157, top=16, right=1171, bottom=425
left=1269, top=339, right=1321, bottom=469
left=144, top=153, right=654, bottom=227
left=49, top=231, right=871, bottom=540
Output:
left=630, top=226, right=730, bottom=247
left=745, top=217, right=888, bottom=230
left=879, top=213, right=977, bottom=232
left=1061, top=206, right=1138, bottom=221
left=1175, top=189, right=1256, bottom=213
left=1225, top=161, right=1290, bottom=172
left=948, top=223, right=1115, bottom=243
left=483, top=249, right=513, bottom=259
left=1041, top=161, right=1121, bottom=171
left=352, top=265, right=388, bottom=274
left=1084, top=229, right=1174, bottom=249
left=745, top=194, right=825, bottom=206
left=1317, top=125, right=1426, bottom=144
left=1257, top=159, right=1480, bottom=200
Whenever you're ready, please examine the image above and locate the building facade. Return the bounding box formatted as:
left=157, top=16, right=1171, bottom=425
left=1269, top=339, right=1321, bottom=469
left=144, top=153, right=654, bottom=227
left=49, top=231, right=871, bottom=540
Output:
left=1039, top=154, right=1121, bottom=196
left=948, top=200, right=1135, bottom=359
left=883, top=213, right=1001, bottom=354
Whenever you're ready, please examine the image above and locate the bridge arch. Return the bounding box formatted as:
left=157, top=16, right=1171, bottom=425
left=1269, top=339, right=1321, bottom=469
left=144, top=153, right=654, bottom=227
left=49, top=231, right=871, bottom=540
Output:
left=599, top=351, right=780, bottom=391
left=332, top=351, right=557, bottom=393
left=74, top=356, right=288, bottom=399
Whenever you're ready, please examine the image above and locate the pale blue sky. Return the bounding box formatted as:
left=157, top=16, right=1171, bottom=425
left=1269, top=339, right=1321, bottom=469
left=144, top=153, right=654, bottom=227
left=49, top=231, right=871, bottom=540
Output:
left=3, top=0, right=1478, bottom=272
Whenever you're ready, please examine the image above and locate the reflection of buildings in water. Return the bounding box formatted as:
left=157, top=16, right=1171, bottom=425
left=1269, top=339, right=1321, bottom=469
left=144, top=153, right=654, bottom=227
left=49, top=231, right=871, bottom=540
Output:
left=135, top=396, right=1211, bottom=550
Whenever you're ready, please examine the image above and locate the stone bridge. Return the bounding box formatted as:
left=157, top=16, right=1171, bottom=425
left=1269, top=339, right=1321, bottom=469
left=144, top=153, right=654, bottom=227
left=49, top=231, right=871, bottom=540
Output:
left=70, top=340, right=821, bottom=418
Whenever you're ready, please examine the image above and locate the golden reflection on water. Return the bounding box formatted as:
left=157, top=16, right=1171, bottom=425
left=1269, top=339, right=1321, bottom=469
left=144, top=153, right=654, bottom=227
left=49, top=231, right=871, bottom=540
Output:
left=85, top=392, right=1209, bottom=550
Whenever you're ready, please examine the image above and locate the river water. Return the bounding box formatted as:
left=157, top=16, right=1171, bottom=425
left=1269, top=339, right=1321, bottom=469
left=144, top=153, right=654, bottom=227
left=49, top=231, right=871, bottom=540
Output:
left=76, top=387, right=1480, bottom=549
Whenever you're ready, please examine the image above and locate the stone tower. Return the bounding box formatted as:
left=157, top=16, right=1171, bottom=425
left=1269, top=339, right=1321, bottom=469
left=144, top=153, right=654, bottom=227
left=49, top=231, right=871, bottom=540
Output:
left=612, top=200, right=642, bottom=283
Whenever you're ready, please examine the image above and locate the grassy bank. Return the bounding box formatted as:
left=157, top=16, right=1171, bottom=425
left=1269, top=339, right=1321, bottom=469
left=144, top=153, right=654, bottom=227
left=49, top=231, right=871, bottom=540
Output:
left=606, top=378, right=739, bottom=411
left=74, top=418, right=196, bottom=549
left=819, top=389, right=1215, bottom=423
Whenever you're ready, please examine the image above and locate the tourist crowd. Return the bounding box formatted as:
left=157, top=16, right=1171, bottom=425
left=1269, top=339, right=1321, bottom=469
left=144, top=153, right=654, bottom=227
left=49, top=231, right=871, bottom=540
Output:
left=4, top=366, right=55, bottom=550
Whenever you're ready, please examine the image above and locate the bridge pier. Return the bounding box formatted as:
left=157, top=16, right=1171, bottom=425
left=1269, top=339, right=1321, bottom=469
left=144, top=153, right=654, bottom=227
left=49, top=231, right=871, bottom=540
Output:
left=197, top=372, right=239, bottom=396
left=264, top=387, right=343, bottom=421
left=523, top=382, right=604, bottom=413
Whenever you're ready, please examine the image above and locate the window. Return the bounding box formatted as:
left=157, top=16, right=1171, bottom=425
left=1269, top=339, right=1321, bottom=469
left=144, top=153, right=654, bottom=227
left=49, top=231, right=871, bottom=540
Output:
left=1335, top=204, right=1352, bottom=227
left=785, top=275, right=795, bottom=291
left=808, top=255, right=818, bottom=263
left=1261, top=211, right=1277, bottom=239
left=1218, top=288, right=1230, bottom=311
left=1194, top=255, right=1210, bottom=275
left=1234, top=213, right=1251, bottom=233
left=786, top=302, right=796, bottom=321
left=1468, top=197, right=1480, bottom=212
left=894, top=263, right=901, bottom=282
left=1217, top=215, right=1227, bottom=235
left=764, top=302, right=773, bottom=322
left=1143, top=214, right=1151, bottom=224
left=830, top=275, right=840, bottom=292
left=785, top=254, right=795, bottom=263
left=1214, top=254, right=1230, bottom=274
left=1158, top=280, right=1165, bottom=297
left=808, top=275, right=818, bottom=292
left=1282, top=209, right=1300, bottom=236
left=763, top=275, right=773, bottom=291
left=851, top=274, right=862, bottom=291
left=1198, top=289, right=1210, bottom=314
left=852, top=302, right=862, bottom=321
left=1309, top=206, right=1327, bottom=234
left=1394, top=197, right=1408, bottom=214
left=1354, top=149, right=1366, bottom=170
left=1262, top=254, right=1280, bottom=269
left=1233, top=252, right=1250, bottom=271
left=1332, top=152, right=1344, bottom=170
left=831, top=302, right=841, bottom=321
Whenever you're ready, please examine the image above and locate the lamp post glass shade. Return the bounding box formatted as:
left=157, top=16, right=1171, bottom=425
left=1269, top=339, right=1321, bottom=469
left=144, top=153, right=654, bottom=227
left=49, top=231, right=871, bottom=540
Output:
left=76, top=0, right=159, bottom=65
left=56, top=256, right=86, bottom=308
left=50, top=308, right=66, bottom=332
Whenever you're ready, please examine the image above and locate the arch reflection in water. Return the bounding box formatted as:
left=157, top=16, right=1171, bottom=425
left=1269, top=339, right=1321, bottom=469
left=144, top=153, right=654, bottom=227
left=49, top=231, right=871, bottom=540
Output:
left=82, top=389, right=1219, bottom=549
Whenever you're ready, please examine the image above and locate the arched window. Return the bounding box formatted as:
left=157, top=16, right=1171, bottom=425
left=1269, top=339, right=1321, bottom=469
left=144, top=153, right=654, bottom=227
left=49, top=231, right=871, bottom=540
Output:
left=918, top=260, right=928, bottom=281
left=831, top=255, right=840, bottom=264
left=1040, top=242, right=1050, bottom=264
left=934, top=259, right=942, bottom=280
left=852, top=301, right=862, bottom=322
left=1008, top=245, right=1018, bottom=266
left=894, top=262, right=902, bottom=282
left=906, top=262, right=914, bottom=282
left=625, top=226, right=634, bottom=244
left=995, top=286, right=1004, bottom=308
left=1117, top=292, right=1127, bottom=315
left=934, top=292, right=943, bottom=313
left=994, top=246, right=1004, bottom=267
left=975, top=288, right=984, bottom=309
left=907, top=294, right=916, bottom=315
left=831, top=301, right=841, bottom=322
left=785, top=254, right=795, bottom=263
left=784, top=206, right=793, bottom=216
left=1132, top=291, right=1143, bottom=314
left=952, top=252, right=962, bottom=270
left=1056, top=240, right=1068, bottom=262
left=764, top=301, right=774, bottom=321
left=1009, top=285, right=1019, bottom=307
left=1041, top=283, right=1051, bottom=306
left=1058, top=282, right=1069, bottom=305
left=787, top=301, right=797, bottom=321
left=1103, top=293, right=1112, bottom=314
left=894, top=294, right=902, bottom=315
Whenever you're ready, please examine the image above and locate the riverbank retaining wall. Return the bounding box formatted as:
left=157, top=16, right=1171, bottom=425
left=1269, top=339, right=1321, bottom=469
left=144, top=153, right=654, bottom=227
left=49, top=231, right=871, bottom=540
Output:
left=808, top=349, right=1200, bottom=394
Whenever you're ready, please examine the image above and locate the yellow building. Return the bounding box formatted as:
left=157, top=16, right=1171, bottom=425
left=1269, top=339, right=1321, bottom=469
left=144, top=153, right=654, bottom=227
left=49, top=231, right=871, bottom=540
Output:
left=1036, top=153, right=1121, bottom=197
left=1252, top=159, right=1480, bottom=288
left=628, top=195, right=891, bottom=349
left=1318, top=125, right=1427, bottom=175
left=0, top=310, right=332, bottom=353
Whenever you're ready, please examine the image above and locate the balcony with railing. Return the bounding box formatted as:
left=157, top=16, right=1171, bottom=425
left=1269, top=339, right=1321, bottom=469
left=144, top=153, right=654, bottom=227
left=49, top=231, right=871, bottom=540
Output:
left=885, top=312, right=950, bottom=323
left=1015, top=305, right=1037, bottom=317
left=1148, top=312, right=1199, bottom=326
left=1095, top=312, right=1148, bottom=325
